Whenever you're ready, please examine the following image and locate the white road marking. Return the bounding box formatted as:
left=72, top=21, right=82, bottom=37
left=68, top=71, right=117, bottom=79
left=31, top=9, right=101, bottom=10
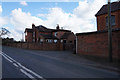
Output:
left=2, top=52, right=17, bottom=63
left=1, top=52, right=45, bottom=80
left=20, top=69, right=35, bottom=79
left=13, top=63, right=19, bottom=67
left=1, top=53, right=13, bottom=63
left=17, top=63, right=44, bottom=79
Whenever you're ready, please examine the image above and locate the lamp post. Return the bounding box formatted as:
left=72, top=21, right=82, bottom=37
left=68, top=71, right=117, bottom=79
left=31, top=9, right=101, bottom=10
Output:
left=108, top=0, right=112, bottom=62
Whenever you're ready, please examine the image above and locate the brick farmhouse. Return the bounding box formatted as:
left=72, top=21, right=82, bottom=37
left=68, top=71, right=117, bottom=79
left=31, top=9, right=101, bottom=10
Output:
left=76, top=1, right=120, bottom=59
left=24, top=24, right=76, bottom=50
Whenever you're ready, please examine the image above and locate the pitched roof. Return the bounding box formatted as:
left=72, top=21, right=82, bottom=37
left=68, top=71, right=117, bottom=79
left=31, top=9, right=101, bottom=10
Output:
left=52, top=29, right=71, bottom=32
left=24, top=28, right=32, bottom=33
left=25, top=25, right=71, bottom=33
left=95, top=1, right=120, bottom=16
left=36, top=25, right=71, bottom=33
left=36, top=25, right=55, bottom=32
left=40, top=33, right=58, bottom=39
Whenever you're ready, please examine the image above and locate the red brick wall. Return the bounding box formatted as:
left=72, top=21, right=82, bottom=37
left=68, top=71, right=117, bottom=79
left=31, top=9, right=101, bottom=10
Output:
left=76, top=30, right=120, bottom=59
left=53, top=31, right=65, bottom=39
left=63, top=33, right=76, bottom=51
left=6, top=43, right=63, bottom=51
left=66, top=33, right=76, bottom=44
left=40, top=32, right=51, bottom=34
left=97, top=10, right=120, bottom=31
left=25, top=32, right=33, bottom=42
left=35, top=29, right=39, bottom=42
left=35, top=29, right=52, bottom=42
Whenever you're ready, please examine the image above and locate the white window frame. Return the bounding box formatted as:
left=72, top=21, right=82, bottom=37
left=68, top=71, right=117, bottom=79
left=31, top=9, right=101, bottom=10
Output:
left=40, top=39, right=43, bottom=42
left=46, top=39, right=52, bottom=43
left=61, top=39, right=63, bottom=43
left=25, top=32, right=27, bottom=36
left=54, top=32, right=58, bottom=37
left=54, top=40, right=57, bottom=43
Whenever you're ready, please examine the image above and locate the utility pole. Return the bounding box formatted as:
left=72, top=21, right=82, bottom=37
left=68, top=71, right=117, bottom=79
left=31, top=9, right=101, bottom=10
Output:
left=108, top=0, right=112, bottom=62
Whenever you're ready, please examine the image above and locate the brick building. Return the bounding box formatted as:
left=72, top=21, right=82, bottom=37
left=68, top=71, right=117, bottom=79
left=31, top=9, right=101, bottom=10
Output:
left=76, top=1, right=120, bottom=58
left=25, top=24, right=75, bottom=46
left=95, top=1, right=120, bottom=31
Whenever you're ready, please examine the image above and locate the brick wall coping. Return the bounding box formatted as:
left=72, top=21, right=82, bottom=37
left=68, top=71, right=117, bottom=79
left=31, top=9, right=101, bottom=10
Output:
left=76, top=28, right=120, bottom=36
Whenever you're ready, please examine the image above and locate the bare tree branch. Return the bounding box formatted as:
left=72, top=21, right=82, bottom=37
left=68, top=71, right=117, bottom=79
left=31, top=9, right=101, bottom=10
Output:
left=0, top=28, right=10, bottom=37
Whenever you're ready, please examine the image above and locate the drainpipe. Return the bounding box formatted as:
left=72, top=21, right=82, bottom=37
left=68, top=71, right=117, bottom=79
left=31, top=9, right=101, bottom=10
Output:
left=76, top=36, right=77, bottom=54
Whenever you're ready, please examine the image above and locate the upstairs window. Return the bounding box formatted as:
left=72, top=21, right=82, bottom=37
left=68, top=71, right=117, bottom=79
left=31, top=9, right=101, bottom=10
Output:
left=106, top=15, right=115, bottom=26
left=25, top=32, right=27, bottom=36
left=54, top=32, right=58, bottom=37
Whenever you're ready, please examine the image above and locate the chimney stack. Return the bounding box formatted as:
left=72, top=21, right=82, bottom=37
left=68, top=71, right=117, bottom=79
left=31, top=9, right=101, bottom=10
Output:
left=32, top=23, right=35, bottom=29
left=56, top=24, right=59, bottom=30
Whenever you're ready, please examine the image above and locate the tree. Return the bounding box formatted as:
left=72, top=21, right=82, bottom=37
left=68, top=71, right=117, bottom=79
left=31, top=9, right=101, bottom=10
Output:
left=0, top=28, right=10, bottom=37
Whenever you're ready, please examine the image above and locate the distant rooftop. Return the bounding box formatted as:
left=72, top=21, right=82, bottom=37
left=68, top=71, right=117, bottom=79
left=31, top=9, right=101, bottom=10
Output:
left=52, top=29, right=71, bottom=32
left=24, top=28, right=33, bottom=33
left=25, top=24, right=71, bottom=33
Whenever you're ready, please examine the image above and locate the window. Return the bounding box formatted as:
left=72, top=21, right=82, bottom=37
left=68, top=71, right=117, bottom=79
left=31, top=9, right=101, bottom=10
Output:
left=63, top=40, right=66, bottom=43
left=46, top=39, right=52, bottom=43
left=54, top=40, right=57, bottom=43
left=25, top=32, right=27, bottom=36
left=54, top=32, right=58, bottom=37
left=61, top=40, right=63, bottom=43
left=69, top=41, right=72, bottom=43
left=106, top=15, right=115, bottom=26
left=49, top=40, right=52, bottom=43
left=40, top=39, right=43, bottom=43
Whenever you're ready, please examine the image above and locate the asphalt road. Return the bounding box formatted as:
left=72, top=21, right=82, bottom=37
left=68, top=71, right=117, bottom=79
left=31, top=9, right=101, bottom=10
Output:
left=1, top=46, right=119, bottom=79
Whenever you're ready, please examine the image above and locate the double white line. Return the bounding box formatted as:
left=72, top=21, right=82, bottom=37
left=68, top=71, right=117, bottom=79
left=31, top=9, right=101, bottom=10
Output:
left=0, top=51, right=45, bottom=80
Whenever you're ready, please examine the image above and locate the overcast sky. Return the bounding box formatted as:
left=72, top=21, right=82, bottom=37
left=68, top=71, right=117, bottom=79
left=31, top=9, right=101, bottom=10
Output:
left=0, top=0, right=117, bottom=41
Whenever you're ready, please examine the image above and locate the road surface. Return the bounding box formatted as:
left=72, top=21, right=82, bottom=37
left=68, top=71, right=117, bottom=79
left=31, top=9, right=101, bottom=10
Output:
left=1, top=46, right=119, bottom=79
